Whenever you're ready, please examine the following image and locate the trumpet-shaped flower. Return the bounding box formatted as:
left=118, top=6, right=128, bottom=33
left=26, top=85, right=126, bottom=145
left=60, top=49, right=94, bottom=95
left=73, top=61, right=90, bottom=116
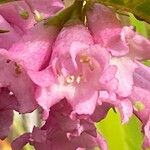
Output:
left=29, top=22, right=117, bottom=119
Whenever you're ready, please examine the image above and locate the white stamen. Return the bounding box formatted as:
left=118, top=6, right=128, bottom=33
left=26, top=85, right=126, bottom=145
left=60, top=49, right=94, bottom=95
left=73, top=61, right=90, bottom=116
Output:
left=34, top=10, right=43, bottom=22
left=66, top=75, right=75, bottom=84
left=76, top=75, right=82, bottom=84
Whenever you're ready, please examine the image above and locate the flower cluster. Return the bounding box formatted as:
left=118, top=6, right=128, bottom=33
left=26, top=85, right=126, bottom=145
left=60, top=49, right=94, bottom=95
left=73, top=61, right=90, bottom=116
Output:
left=0, top=0, right=63, bottom=141
left=0, top=1, right=150, bottom=150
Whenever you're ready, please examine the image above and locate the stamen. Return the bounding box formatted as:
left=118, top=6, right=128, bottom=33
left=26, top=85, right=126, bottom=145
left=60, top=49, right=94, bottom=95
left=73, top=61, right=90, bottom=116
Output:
left=80, top=54, right=94, bottom=71
left=80, top=54, right=91, bottom=63
left=19, top=10, right=29, bottom=20
left=89, top=61, right=94, bottom=71
left=9, top=91, right=14, bottom=96
left=76, top=75, right=82, bottom=84
left=134, top=101, right=145, bottom=111
left=34, top=10, right=43, bottom=22
left=66, top=75, right=75, bottom=84
left=14, top=62, right=22, bottom=74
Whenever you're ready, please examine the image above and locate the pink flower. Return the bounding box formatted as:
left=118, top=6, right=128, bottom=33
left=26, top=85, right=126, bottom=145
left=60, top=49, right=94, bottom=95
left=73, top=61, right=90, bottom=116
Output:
left=87, top=3, right=150, bottom=98
left=0, top=0, right=64, bottom=32
left=0, top=49, right=37, bottom=113
left=12, top=100, right=107, bottom=150
left=109, top=26, right=150, bottom=116
left=0, top=0, right=63, bottom=140
left=29, top=21, right=117, bottom=119
left=1, top=1, right=150, bottom=149
left=0, top=21, right=60, bottom=114
left=0, top=0, right=64, bottom=49
left=0, top=21, right=59, bottom=139
left=87, top=3, right=150, bottom=124
left=87, top=3, right=129, bottom=56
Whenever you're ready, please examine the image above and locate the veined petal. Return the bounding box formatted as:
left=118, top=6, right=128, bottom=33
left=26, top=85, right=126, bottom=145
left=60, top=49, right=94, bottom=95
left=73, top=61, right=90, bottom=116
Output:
left=11, top=133, right=30, bottom=150
left=0, top=49, right=37, bottom=113
left=26, top=0, right=64, bottom=19
left=87, top=3, right=129, bottom=56
left=110, top=56, right=137, bottom=97
left=133, top=62, right=150, bottom=91
left=72, top=91, right=98, bottom=116
left=0, top=1, right=35, bottom=32
left=0, top=15, right=20, bottom=49
left=123, top=26, right=150, bottom=60
left=9, top=24, right=58, bottom=71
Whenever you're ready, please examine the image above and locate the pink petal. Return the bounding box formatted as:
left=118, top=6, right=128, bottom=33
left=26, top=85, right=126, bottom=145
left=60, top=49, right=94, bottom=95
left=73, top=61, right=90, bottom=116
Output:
left=0, top=88, right=18, bottom=139
left=115, top=99, right=133, bottom=123
left=0, top=49, right=37, bottom=113
left=12, top=133, right=30, bottom=150
left=123, top=26, right=150, bottom=60
left=0, top=109, right=13, bottom=139
left=133, top=62, right=150, bottom=91
left=110, top=56, right=137, bottom=97
left=26, top=0, right=64, bottom=19
left=91, top=102, right=111, bottom=122
left=131, top=63, right=150, bottom=123
left=69, top=41, right=91, bottom=70
left=51, top=23, right=93, bottom=59
left=89, top=44, right=110, bottom=70
left=130, top=77, right=150, bottom=149
left=130, top=86, right=150, bottom=124
left=0, top=1, right=35, bottom=32
left=28, top=67, right=55, bottom=87
left=0, top=15, right=20, bottom=49
left=100, top=65, right=118, bottom=92
left=72, top=91, right=98, bottom=116
left=87, top=3, right=129, bottom=56
left=99, top=91, right=133, bottom=123
left=12, top=100, right=108, bottom=150
left=35, top=82, right=75, bottom=119
left=9, top=24, right=58, bottom=71
left=143, top=116, right=150, bottom=149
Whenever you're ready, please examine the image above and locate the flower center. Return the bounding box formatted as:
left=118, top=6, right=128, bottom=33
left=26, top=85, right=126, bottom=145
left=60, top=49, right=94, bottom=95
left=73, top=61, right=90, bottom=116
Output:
left=65, top=75, right=83, bottom=85
left=80, top=54, right=91, bottom=63
left=80, top=54, right=94, bottom=71
left=34, top=10, right=43, bottom=22
left=66, top=75, right=75, bottom=84
left=19, top=9, right=29, bottom=20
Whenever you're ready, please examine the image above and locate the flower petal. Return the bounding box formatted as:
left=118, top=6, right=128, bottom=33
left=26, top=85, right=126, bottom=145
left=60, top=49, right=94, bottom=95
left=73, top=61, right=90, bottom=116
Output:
left=9, top=24, right=58, bottom=71
left=12, top=133, right=30, bottom=150
left=87, top=3, right=129, bottom=56
left=0, top=49, right=37, bottom=113
left=26, top=0, right=64, bottom=19
left=123, top=26, right=150, bottom=60
left=110, top=56, right=137, bottom=97
left=0, top=1, right=35, bottom=32
left=0, top=15, right=20, bottom=49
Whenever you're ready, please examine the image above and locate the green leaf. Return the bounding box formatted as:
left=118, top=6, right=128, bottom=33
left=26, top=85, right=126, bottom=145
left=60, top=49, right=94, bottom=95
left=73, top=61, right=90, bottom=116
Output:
left=129, top=13, right=149, bottom=38
left=95, top=0, right=150, bottom=24
left=96, top=109, right=143, bottom=150
left=143, top=60, right=150, bottom=66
